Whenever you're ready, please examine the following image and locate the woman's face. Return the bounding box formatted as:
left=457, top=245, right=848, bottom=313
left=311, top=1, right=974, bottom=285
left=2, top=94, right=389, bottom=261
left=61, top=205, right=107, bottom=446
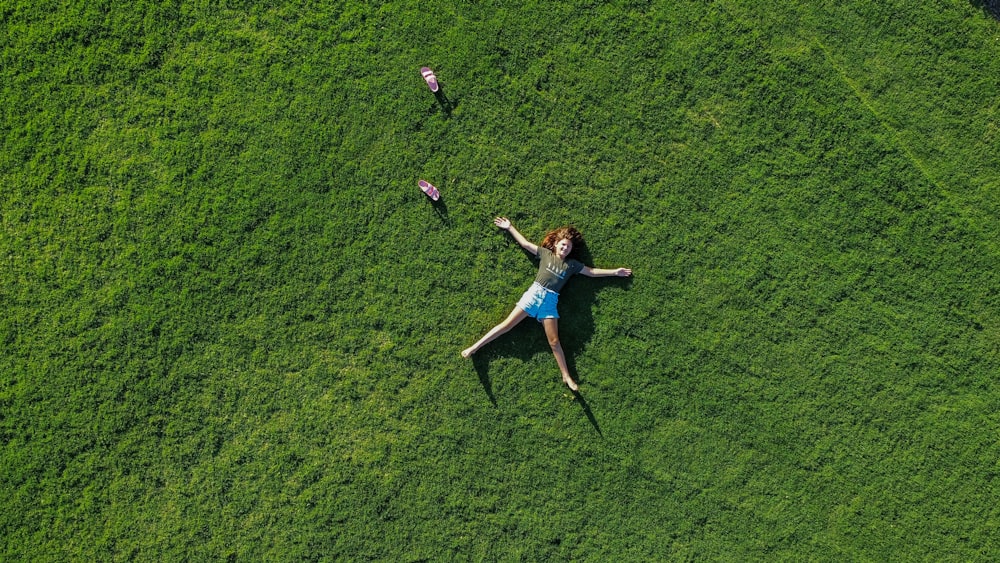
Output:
left=554, top=238, right=573, bottom=259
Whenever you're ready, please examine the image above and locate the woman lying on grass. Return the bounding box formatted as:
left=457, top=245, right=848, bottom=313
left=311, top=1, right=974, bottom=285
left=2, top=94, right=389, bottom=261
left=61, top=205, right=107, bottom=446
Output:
left=462, top=217, right=632, bottom=391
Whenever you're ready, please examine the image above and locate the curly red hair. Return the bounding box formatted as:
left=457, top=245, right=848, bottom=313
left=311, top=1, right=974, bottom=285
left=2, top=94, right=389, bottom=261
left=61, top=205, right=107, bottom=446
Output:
left=541, top=226, right=584, bottom=258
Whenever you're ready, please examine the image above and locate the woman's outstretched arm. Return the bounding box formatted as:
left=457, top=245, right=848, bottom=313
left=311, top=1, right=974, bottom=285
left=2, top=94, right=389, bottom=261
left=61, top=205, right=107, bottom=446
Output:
left=494, top=217, right=538, bottom=256
left=581, top=266, right=632, bottom=278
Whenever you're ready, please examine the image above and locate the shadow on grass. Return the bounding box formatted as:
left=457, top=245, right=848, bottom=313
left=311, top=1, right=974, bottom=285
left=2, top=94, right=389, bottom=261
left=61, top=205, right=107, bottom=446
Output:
left=469, top=239, right=631, bottom=435
left=433, top=86, right=457, bottom=116
left=571, top=390, right=602, bottom=436
left=470, top=326, right=605, bottom=435
left=472, top=354, right=497, bottom=406
left=430, top=196, right=450, bottom=225
left=970, top=0, right=1000, bottom=19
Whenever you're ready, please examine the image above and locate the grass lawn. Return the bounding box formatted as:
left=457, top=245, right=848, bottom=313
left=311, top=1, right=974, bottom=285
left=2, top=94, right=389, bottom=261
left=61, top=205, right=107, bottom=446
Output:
left=3, top=0, right=999, bottom=559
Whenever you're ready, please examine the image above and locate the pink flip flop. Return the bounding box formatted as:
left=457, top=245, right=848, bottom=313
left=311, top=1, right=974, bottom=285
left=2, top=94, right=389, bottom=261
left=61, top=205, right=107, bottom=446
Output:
left=420, top=67, right=439, bottom=92
left=418, top=179, right=440, bottom=201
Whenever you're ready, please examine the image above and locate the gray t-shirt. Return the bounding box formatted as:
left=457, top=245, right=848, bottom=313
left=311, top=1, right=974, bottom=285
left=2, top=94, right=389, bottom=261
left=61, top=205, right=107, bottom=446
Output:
left=533, top=247, right=584, bottom=293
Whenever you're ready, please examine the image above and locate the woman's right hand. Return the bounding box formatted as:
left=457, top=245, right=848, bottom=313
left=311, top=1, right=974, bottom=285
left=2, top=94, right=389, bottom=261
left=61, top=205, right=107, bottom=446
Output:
left=494, top=217, right=511, bottom=230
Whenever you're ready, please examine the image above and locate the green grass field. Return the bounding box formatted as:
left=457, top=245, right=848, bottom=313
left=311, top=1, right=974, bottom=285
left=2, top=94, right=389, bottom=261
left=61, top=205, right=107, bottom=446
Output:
left=3, top=0, right=999, bottom=559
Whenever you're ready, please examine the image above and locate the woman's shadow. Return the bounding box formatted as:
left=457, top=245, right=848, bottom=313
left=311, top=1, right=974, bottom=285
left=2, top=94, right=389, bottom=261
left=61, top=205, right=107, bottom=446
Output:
left=472, top=240, right=630, bottom=435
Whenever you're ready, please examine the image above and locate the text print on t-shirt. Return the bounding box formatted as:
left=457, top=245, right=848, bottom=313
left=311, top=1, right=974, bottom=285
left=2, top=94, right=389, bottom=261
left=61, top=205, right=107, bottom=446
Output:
left=546, top=262, right=568, bottom=279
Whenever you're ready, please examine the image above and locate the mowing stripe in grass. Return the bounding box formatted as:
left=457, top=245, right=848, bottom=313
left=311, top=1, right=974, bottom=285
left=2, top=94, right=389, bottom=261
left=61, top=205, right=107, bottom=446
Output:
left=810, top=34, right=949, bottom=197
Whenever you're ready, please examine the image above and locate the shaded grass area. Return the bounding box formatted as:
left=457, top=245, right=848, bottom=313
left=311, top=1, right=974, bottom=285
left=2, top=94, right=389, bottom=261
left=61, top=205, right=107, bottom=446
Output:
left=2, top=0, right=999, bottom=559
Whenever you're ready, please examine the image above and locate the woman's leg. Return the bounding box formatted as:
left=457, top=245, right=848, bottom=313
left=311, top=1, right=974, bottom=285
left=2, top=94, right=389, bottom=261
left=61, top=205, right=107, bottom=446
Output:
left=542, top=318, right=577, bottom=391
left=462, top=307, right=529, bottom=358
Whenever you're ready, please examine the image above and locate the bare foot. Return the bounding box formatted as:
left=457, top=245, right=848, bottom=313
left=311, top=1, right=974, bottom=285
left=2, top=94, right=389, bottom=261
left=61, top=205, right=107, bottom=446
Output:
left=461, top=347, right=474, bottom=358
left=562, top=375, right=578, bottom=391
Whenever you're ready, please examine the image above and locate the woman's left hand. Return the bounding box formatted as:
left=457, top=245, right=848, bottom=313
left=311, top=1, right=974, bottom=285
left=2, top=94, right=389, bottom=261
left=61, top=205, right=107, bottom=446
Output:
left=616, top=268, right=632, bottom=277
